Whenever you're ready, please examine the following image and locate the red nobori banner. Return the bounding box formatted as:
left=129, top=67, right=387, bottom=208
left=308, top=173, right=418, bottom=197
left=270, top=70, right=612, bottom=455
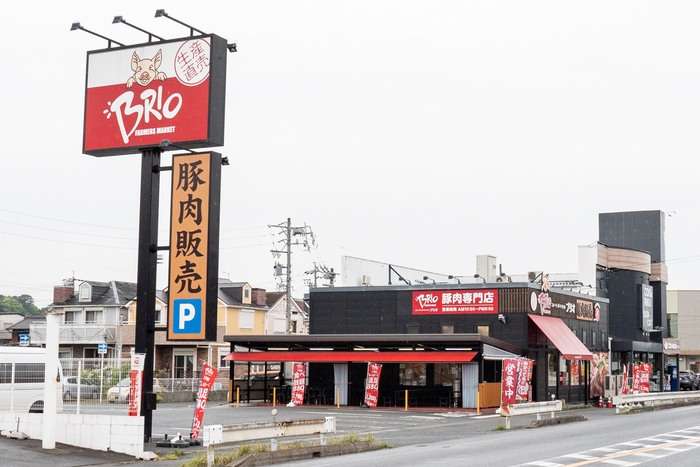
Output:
left=128, top=353, right=146, bottom=417
left=632, top=364, right=641, bottom=393
left=501, top=358, right=519, bottom=406
left=291, top=363, right=306, bottom=406
left=515, top=359, right=534, bottom=402
left=640, top=363, right=651, bottom=394
left=364, top=363, right=382, bottom=408
left=83, top=35, right=227, bottom=157
left=190, top=364, right=219, bottom=439
left=412, top=290, right=498, bottom=315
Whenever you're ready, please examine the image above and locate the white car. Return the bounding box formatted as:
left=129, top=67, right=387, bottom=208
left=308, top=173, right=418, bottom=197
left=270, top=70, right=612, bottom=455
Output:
left=107, top=377, right=162, bottom=403
left=63, top=376, right=99, bottom=400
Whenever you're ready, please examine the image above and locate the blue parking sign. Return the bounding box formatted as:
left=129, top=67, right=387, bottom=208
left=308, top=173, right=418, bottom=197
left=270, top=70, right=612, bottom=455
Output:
left=173, top=298, right=202, bottom=335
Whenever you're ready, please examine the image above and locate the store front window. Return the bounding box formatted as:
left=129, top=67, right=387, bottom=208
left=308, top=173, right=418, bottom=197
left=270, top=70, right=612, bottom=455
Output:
left=399, top=363, right=426, bottom=386
left=548, top=354, right=557, bottom=386
left=434, top=363, right=461, bottom=386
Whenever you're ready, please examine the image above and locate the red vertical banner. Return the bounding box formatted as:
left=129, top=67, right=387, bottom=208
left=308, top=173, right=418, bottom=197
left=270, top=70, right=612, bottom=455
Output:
left=128, top=353, right=146, bottom=417
left=632, top=364, right=641, bottom=393
left=364, top=363, right=382, bottom=408
left=290, top=363, right=306, bottom=406
left=515, top=359, right=533, bottom=402
left=190, top=364, right=219, bottom=439
left=621, top=364, right=629, bottom=395
left=501, top=359, right=518, bottom=406
left=640, top=363, right=651, bottom=393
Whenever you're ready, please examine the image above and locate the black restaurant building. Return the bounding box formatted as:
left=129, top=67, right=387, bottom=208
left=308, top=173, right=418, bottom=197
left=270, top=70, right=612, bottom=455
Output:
left=224, top=282, right=609, bottom=408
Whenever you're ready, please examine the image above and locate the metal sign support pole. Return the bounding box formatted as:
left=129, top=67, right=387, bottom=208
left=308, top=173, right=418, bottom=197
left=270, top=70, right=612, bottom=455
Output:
left=135, top=147, right=162, bottom=442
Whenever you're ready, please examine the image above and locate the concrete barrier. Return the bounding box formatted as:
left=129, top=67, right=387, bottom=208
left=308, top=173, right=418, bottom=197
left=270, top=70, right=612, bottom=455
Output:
left=204, top=417, right=336, bottom=467
left=0, top=412, right=145, bottom=456
left=496, top=400, right=563, bottom=429
left=613, top=391, right=700, bottom=413
left=228, top=441, right=382, bottom=467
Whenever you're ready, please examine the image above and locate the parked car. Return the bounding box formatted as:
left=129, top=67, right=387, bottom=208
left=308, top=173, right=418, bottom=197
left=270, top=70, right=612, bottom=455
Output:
left=62, top=376, right=99, bottom=400
left=107, top=377, right=162, bottom=403
left=679, top=370, right=697, bottom=390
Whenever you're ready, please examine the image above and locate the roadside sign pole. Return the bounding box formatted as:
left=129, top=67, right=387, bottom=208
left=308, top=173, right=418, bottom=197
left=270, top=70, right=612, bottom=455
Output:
left=134, top=147, right=162, bottom=442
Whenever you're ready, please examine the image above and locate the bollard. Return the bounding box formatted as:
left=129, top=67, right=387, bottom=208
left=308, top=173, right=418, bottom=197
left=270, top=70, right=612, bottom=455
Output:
left=598, top=397, right=603, bottom=408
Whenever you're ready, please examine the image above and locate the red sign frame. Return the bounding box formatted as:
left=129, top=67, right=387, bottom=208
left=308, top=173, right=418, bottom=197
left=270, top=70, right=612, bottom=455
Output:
left=82, top=34, right=227, bottom=157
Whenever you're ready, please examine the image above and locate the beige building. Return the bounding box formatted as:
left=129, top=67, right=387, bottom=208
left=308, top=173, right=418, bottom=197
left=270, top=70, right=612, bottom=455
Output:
left=667, top=290, right=700, bottom=371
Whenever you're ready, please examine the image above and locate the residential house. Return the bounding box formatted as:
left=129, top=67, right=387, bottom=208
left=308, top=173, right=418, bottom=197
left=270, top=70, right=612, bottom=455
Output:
left=264, top=292, right=309, bottom=335
left=31, top=280, right=135, bottom=361
left=32, top=278, right=275, bottom=387
left=0, top=313, right=26, bottom=345
left=7, top=315, right=45, bottom=346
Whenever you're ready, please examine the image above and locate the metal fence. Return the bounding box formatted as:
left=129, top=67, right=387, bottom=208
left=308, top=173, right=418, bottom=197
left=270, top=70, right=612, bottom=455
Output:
left=58, top=358, right=227, bottom=414
left=0, top=358, right=229, bottom=414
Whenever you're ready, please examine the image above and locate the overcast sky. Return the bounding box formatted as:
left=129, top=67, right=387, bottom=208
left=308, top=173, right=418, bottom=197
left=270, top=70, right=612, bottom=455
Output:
left=1, top=1, right=698, bottom=308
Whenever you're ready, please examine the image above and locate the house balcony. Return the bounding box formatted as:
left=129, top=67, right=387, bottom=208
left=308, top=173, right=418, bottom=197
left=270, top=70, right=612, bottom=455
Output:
left=29, top=324, right=118, bottom=345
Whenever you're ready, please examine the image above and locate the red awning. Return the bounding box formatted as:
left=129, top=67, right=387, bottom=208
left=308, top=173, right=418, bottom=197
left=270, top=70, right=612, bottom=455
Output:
left=529, top=314, right=593, bottom=360
left=223, top=350, right=478, bottom=363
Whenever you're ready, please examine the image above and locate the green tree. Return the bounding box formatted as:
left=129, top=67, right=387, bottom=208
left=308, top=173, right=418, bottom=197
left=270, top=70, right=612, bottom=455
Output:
left=14, top=294, right=41, bottom=315
left=0, top=296, right=24, bottom=315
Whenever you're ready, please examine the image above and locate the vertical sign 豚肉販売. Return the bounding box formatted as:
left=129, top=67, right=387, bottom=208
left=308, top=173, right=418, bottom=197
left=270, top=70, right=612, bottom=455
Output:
left=167, top=152, right=221, bottom=341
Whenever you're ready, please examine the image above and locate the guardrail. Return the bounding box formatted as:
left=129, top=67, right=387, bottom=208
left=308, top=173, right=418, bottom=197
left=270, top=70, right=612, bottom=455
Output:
left=496, top=400, right=563, bottom=429
left=612, top=391, right=700, bottom=413
left=202, top=417, right=336, bottom=467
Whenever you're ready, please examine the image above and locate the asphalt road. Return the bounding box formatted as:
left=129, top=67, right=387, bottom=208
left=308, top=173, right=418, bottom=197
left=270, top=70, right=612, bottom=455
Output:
left=0, top=402, right=682, bottom=467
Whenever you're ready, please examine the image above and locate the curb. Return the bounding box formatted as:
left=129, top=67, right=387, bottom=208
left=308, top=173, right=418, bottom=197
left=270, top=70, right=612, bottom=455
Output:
left=522, top=414, right=587, bottom=428
left=226, top=441, right=384, bottom=467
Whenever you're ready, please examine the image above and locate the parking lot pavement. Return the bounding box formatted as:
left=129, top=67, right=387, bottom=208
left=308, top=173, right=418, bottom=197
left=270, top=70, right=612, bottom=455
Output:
left=0, top=404, right=612, bottom=466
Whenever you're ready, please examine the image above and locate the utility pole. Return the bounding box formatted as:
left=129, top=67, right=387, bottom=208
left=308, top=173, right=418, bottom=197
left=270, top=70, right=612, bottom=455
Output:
left=305, top=263, right=338, bottom=288
left=270, top=218, right=315, bottom=334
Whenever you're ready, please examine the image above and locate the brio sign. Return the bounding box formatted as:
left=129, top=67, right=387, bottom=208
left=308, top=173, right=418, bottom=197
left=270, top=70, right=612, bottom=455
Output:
left=83, top=35, right=227, bottom=157
left=167, top=152, right=221, bottom=341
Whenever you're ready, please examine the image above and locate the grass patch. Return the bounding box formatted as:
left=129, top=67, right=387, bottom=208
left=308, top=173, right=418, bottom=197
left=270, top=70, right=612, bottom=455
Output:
left=495, top=425, right=507, bottom=431
left=158, top=447, right=186, bottom=460
left=329, top=431, right=363, bottom=444
left=177, top=432, right=388, bottom=466
left=180, top=443, right=269, bottom=467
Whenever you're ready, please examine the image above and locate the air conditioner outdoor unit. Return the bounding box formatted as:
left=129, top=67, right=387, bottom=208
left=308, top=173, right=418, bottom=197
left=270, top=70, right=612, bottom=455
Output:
left=528, top=271, right=543, bottom=282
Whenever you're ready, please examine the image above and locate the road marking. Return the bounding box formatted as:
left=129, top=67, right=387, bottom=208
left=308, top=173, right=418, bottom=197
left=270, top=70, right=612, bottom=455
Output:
left=522, top=462, right=564, bottom=466
left=563, top=437, right=700, bottom=466
left=561, top=454, right=596, bottom=460
left=434, top=412, right=471, bottom=418
left=472, top=414, right=501, bottom=419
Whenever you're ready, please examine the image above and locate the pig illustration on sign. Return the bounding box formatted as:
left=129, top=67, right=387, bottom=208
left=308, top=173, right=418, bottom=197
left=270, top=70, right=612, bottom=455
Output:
left=126, top=50, right=167, bottom=88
